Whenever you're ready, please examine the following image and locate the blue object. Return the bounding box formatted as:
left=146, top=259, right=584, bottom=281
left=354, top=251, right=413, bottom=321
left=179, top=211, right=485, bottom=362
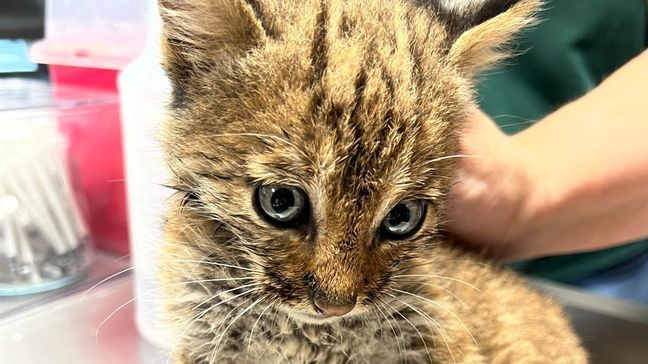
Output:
left=568, top=249, right=648, bottom=305
left=0, top=39, right=38, bottom=73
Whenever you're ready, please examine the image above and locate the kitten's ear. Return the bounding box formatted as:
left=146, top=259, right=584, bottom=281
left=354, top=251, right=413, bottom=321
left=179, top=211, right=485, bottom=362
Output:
left=158, top=0, right=269, bottom=98
left=434, top=0, right=541, bottom=75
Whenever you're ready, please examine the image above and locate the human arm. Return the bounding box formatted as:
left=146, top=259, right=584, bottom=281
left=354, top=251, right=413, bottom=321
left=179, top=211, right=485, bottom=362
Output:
left=444, top=49, right=648, bottom=261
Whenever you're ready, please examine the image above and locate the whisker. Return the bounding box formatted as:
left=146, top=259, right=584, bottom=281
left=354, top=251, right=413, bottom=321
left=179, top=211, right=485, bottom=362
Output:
left=95, top=297, right=137, bottom=344
left=379, top=297, right=433, bottom=364
left=392, top=274, right=481, bottom=292
left=161, top=277, right=255, bottom=289
left=259, top=328, right=280, bottom=360
left=396, top=280, right=466, bottom=308
left=212, top=295, right=266, bottom=357
left=429, top=258, right=491, bottom=269
left=165, top=287, right=260, bottom=364
left=392, top=259, right=441, bottom=274
left=182, top=243, right=239, bottom=288
left=83, top=254, right=260, bottom=300
left=81, top=266, right=135, bottom=300
left=490, top=114, right=538, bottom=128
left=247, top=298, right=277, bottom=352
left=160, top=259, right=263, bottom=273
left=389, top=293, right=441, bottom=351
left=375, top=299, right=405, bottom=363
left=205, top=295, right=257, bottom=364
left=193, top=282, right=263, bottom=312
left=368, top=306, right=385, bottom=342
left=392, top=288, right=477, bottom=346
left=385, top=293, right=456, bottom=364
left=426, top=154, right=486, bottom=164
left=372, top=303, right=393, bottom=345
left=258, top=307, right=288, bottom=359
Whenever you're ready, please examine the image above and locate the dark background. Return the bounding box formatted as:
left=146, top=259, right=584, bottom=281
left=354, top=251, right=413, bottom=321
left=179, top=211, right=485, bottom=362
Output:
left=0, top=0, right=44, bottom=39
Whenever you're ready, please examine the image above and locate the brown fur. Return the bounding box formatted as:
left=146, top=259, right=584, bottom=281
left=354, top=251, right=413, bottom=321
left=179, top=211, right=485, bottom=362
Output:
left=158, top=0, right=587, bottom=362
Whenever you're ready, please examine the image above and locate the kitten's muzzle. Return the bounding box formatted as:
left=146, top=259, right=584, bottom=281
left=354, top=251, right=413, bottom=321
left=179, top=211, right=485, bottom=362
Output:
left=310, top=288, right=357, bottom=317
left=313, top=299, right=356, bottom=317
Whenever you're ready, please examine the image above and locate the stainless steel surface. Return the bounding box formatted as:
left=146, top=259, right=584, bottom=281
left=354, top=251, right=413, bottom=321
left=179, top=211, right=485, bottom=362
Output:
left=534, top=279, right=648, bottom=364
left=0, top=273, right=164, bottom=364
left=0, top=271, right=646, bottom=363
left=0, top=252, right=129, bottom=319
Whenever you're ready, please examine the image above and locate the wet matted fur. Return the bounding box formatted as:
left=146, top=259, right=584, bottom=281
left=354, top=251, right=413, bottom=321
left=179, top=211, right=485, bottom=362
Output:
left=158, top=0, right=587, bottom=363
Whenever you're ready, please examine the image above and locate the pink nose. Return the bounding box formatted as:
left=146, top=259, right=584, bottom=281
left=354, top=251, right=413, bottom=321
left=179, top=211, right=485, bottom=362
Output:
left=313, top=299, right=356, bottom=317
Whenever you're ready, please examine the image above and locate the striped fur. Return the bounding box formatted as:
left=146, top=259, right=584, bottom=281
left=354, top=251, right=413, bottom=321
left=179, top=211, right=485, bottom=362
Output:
left=158, top=1, right=586, bottom=363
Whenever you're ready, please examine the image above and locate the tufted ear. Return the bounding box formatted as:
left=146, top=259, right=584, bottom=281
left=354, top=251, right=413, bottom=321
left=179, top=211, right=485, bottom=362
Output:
left=432, top=0, right=542, bottom=75
left=158, top=0, right=271, bottom=106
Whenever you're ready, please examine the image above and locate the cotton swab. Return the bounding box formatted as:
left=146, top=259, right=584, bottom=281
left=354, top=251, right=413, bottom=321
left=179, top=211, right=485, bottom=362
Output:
left=0, top=194, right=19, bottom=259
left=0, top=120, right=90, bottom=294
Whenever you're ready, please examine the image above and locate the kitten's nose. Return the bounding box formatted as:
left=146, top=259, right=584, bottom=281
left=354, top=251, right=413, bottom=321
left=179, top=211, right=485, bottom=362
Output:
left=313, top=298, right=356, bottom=317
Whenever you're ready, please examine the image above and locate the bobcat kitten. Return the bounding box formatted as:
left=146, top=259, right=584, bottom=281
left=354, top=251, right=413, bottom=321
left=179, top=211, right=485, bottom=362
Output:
left=158, top=0, right=587, bottom=362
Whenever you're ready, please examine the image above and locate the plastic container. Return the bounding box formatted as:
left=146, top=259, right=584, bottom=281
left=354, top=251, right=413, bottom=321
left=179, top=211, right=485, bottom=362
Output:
left=30, top=0, right=147, bottom=91
left=49, top=66, right=120, bottom=93
left=0, top=78, right=120, bottom=295
left=30, top=0, right=147, bottom=71
left=28, top=0, right=149, bottom=255
left=119, top=0, right=173, bottom=348
left=0, top=118, right=89, bottom=296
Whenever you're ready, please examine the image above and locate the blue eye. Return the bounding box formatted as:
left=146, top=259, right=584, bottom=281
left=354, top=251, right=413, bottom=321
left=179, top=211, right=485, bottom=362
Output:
left=256, top=185, right=309, bottom=227
left=381, top=200, right=426, bottom=239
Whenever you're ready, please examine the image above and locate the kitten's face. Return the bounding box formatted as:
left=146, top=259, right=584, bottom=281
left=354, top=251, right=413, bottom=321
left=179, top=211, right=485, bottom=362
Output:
left=160, top=0, right=538, bottom=323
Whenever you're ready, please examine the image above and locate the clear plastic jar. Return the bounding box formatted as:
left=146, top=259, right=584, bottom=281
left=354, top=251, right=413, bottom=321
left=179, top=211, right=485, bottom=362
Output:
left=0, top=102, right=91, bottom=295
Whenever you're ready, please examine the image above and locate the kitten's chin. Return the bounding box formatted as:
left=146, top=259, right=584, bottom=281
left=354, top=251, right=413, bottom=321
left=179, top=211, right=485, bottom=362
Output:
left=281, top=306, right=367, bottom=325
left=286, top=310, right=343, bottom=325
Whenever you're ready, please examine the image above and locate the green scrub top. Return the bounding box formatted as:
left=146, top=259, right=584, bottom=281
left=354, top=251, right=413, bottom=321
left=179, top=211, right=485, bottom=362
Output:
left=476, top=0, right=648, bottom=282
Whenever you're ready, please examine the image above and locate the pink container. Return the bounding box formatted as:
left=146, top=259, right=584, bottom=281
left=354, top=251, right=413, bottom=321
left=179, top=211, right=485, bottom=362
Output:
left=29, top=0, right=148, bottom=255
left=57, top=96, right=129, bottom=255
left=49, top=66, right=119, bottom=93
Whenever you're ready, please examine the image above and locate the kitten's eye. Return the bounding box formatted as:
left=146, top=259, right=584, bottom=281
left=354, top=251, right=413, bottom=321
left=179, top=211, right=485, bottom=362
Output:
left=381, top=200, right=427, bottom=239
left=256, top=185, right=309, bottom=227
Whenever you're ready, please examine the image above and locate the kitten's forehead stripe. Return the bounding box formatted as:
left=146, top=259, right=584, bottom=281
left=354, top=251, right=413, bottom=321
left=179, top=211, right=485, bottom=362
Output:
left=303, top=2, right=429, bottom=197
left=317, top=3, right=432, bottom=183
left=245, top=0, right=279, bottom=39
left=309, top=0, right=330, bottom=86
left=339, top=9, right=354, bottom=38
left=343, top=69, right=368, bottom=187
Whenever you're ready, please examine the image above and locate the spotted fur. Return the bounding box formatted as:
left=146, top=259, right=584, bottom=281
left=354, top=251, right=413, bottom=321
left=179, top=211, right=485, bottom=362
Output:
left=158, top=0, right=587, bottom=363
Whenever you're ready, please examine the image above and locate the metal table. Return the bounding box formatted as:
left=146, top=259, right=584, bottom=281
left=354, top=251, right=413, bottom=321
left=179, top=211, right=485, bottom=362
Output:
left=0, top=264, right=164, bottom=363
left=1, top=256, right=647, bottom=364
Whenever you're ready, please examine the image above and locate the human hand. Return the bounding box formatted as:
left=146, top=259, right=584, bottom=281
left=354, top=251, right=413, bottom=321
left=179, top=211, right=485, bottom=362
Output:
left=444, top=50, right=648, bottom=260
left=443, top=109, right=537, bottom=261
